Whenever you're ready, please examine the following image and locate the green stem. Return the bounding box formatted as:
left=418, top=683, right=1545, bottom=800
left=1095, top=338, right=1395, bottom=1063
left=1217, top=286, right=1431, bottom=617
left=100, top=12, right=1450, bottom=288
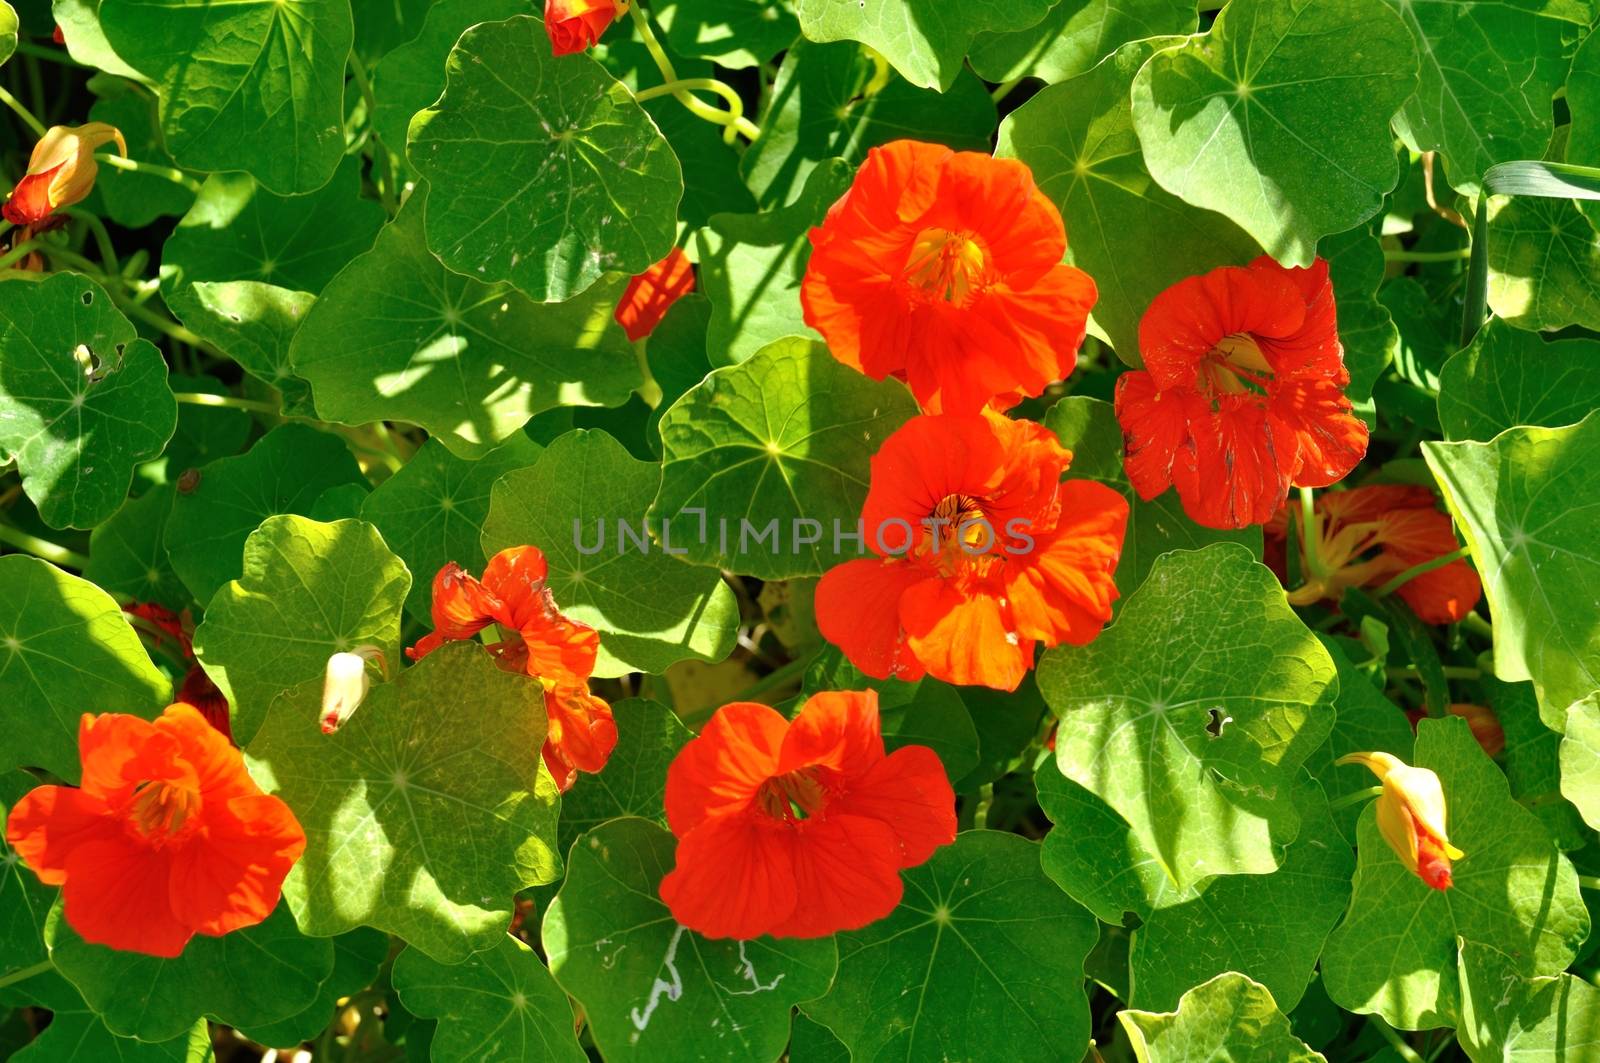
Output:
left=1384, top=247, right=1471, bottom=263
left=1461, top=612, right=1494, bottom=640
left=1579, top=875, right=1600, bottom=891
left=990, top=77, right=1023, bottom=103
left=1298, top=486, right=1325, bottom=580
left=348, top=54, right=401, bottom=216
left=0, top=84, right=46, bottom=137
left=0, top=960, right=54, bottom=992
left=171, top=391, right=281, bottom=415
left=13, top=41, right=84, bottom=66
left=1374, top=547, right=1471, bottom=598
left=974, top=782, right=995, bottom=829
left=626, top=3, right=760, bottom=143
left=1369, top=1016, right=1425, bottom=1063
left=0, top=239, right=41, bottom=272
left=633, top=339, right=663, bottom=407
left=0, top=523, right=90, bottom=569
left=1329, top=785, right=1384, bottom=812
left=1386, top=665, right=1481, bottom=681
left=61, top=209, right=120, bottom=274
left=1460, top=194, right=1490, bottom=346
left=94, top=153, right=203, bottom=194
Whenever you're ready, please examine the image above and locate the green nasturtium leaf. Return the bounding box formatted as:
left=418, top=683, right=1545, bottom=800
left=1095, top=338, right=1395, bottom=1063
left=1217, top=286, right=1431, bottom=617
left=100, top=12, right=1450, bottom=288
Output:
left=86, top=85, right=195, bottom=228
left=85, top=484, right=184, bottom=611
left=1319, top=223, right=1399, bottom=407
left=1129, top=0, right=1418, bottom=266
left=0, top=1, right=15, bottom=65
left=1485, top=192, right=1600, bottom=332
left=1490, top=674, right=1588, bottom=852
left=1458, top=940, right=1600, bottom=1061
left=482, top=429, right=739, bottom=677
left=652, top=337, right=917, bottom=580
left=0, top=273, right=177, bottom=529
left=1, top=772, right=51, bottom=982
left=1119, top=972, right=1326, bottom=1063
left=47, top=901, right=334, bottom=1042
left=1040, top=543, right=1337, bottom=891
left=1042, top=397, right=1261, bottom=599
left=163, top=372, right=250, bottom=471
left=352, top=0, right=430, bottom=62
left=292, top=196, right=639, bottom=457
left=543, top=818, right=837, bottom=1063
left=793, top=0, right=1054, bottom=91
left=998, top=38, right=1261, bottom=365
left=393, top=934, right=585, bottom=1063
left=409, top=14, right=682, bottom=303
left=361, top=433, right=544, bottom=621
left=236, top=928, right=389, bottom=1048
left=9, top=1010, right=206, bottom=1062
left=968, top=0, right=1197, bottom=84
left=163, top=422, right=366, bottom=606
left=1387, top=0, right=1588, bottom=192
left=53, top=0, right=146, bottom=80
left=654, top=0, right=797, bottom=69
left=1035, top=759, right=1168, bottom=925
left=1305, top=635, right=1415, bottom=842
left=696, top=160, right=852, bottom=366
left=1438, top=319, right=1600, bottom=442
left=0, top=556, right=170, bottom=782
left=557, top=698, right=691, bottom=851
left=1321, top=717, right=1589, bottom=1030
left=99, top=0, right=352, bottom=193
left=245, top=643, right=562, bottom=962
left=801, top=830, right=1097, bottom=1062
left=1559, top=692, right=1600, bottom=831
left=1424, top=412, right=1600, bottom=728
left=192, top=515, right=410, bottom=744
left=1568, top=27, right=1600, bottom=232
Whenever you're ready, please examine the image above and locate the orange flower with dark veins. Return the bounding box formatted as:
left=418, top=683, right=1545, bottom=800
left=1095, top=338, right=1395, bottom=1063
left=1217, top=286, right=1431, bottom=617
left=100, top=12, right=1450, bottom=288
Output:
left=801, top=140, right=1098, bottom=414
left=814, top=410, right=1128, bottom=691
left=1265, top=484, right=1481, bottom=624
left=614, top=247, right=695, bottom=341
left=3, top=122, right=126, bottom=226
left=4, top=703, right=305, bottom=957
left=659, top=690, right=955, bottom=939
left=1114, top=256, right=1368, bottom=529
left=407, top=546, right=617, bottom=792
left=544, top=0, right=619, bottom=55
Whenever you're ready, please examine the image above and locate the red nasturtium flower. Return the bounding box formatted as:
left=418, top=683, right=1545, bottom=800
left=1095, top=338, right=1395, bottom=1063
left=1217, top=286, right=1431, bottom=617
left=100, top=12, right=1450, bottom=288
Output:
left=123, top=601, right=192, bottom=658
left=801, top=140, right=1097, bottom=414
left=815, top=410, right=1128, bottom=691
left=614, top=247, right=695, bottom=341
left=544, top=0, right=619, bottom=55
left=1266, top=484, right=1480, bottom=624
left=178, top=665, right=232, bottom=741
left=4, top=703, right=305, bottom=957
left=1338, top=751, right=1464, bottom=890
left=2, top=122, right=126, bottom=226
left=1114, top=256, right=1368, bottom=529
left=407, top=546, right=617, bottom=792
left=659, top=690, right=955, bottom=939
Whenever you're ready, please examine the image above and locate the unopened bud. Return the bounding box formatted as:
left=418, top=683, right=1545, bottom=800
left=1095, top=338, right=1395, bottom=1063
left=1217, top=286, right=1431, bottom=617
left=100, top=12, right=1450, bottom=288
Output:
left=321, top=647, right=387, bottom=734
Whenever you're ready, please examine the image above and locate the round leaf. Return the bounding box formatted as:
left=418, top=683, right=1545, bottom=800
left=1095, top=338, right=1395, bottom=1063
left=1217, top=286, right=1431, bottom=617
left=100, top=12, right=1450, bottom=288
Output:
left=1119, top=972, right=1325, bottom=1063
left=1438, top=319, right=1600, bottom=442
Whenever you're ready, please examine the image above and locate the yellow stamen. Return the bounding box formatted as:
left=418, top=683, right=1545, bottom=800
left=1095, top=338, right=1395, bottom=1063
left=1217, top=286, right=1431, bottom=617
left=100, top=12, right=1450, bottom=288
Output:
left=904, top=229, right=991, bottom=303
left=130, top=781, right=200, bottom=840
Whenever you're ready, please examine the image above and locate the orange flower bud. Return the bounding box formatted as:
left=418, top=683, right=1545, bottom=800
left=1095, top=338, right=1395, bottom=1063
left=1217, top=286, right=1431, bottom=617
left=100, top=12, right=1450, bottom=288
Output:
left=3, top=122, right=127, bottom=226
left=1338, top=751, right=1464, bottom=890
left=545, top=0, right=621, bottom=56
left=1404, top=703, right=1505, bottom=759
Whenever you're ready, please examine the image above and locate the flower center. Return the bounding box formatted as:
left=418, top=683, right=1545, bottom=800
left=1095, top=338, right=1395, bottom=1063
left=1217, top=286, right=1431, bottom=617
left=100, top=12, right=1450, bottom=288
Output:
left=929, top=493, right=991, bottom=552
left=129, top=780, right=201, bottom=842
left=756, top=768, right=827, bottom=823
left=904, top=229, right=990, bottom=304
left=1198, top=333, right=1274, bottom=406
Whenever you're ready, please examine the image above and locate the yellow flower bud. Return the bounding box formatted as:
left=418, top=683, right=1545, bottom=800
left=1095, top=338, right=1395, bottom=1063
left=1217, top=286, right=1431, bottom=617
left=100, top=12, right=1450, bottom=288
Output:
left=1338, top=750, right=1464, bottom=890
left=3, top=122, right=127, bottom=226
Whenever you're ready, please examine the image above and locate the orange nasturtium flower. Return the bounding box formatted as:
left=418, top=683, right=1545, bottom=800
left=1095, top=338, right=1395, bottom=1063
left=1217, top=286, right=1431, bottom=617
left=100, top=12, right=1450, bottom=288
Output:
left=4, top=704, right=305, bottom=957
left=2, top=122, right=126, bottom=226
left=1114, top=256, right=1368, bottom=529
left=1339, top=751, right=1464, bottom=890
left=815, top=410, right=1128, bottom=691
left=407, top=546, right=617, bottom=792
left=659, top=690, right=956, bottom=939
left=614, top=247, right=695, bottom=341
left=544, top=0, right=620, bottom=55
left=801, top=140, right=1097, bottom=414
left=1266, top=484, right=1480, bottom=624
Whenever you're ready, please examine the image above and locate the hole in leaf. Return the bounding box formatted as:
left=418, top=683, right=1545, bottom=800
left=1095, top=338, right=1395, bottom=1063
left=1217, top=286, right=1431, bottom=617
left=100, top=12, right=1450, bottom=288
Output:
left=1205, top=707, right=1233, bottom=738
left=80, top=290, right=93, bottom=305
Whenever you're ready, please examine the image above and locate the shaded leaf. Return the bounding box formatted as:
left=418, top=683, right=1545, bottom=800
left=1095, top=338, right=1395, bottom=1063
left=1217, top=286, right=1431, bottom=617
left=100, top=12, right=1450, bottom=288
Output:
left=84, top=483, right=184, bottom=610
left=1438, top=317, right=1600, bottom=441
left=969, top=0, right=1196, bottom=84
left=557, top=698, right=691, bottom=852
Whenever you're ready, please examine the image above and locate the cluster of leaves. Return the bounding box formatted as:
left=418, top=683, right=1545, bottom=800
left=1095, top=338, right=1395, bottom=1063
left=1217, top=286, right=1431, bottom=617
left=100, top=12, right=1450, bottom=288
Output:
left=0, top=0, right=1599, bottom=1061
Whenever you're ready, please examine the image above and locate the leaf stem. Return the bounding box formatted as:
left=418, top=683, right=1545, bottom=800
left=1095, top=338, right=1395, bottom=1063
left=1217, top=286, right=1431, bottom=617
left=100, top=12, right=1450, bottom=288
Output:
left=1328, top=785, right=1384, bottom=811
left=0, top=238, right=41, bottom=272
left=1369, top=1016, right=1425, bottom=1063
left=1460, top=194, right=1490, bottom=346
left=94, top=153, right=203, bottom=194
left=0, top=960, right=55, bottom=992
left=0, top=523, right=90, bottom=570
left=625, top=3, right=759, bottom=143
left=1383, top=247, right=1471, bottom=263
left=171, top=391, right=281, bottom=415
left=1385, top=665, right=1480, bottom=681
left=1374, top=547, right=1471, bottom=598
left=0, top=84, right=47, bottom=137
left=61, top=208, right=120, bottom=274
left=1298, top=486, right=1325, bottom=580
left=990, top=77, right=1023, bottom=103
left=1579, top=875, right=1600, bottom=890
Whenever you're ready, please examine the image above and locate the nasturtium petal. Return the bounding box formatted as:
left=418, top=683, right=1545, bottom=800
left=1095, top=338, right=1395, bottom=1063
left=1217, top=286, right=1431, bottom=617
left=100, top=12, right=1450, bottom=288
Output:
left=1119, top=972, right=1326, bottom=1063
left=793, top=0, right=1054, bottom=91
left=98, top=0, right=352, bottom=193
left=482, top=429, right=739, bottom=676
left=556, top=698, right=690, bottom=851
left=361, top=433, right=544, bottom=621
left=1042, top=397, right=1261, bottom=599
left=292, top=196, right=639, bottom=457
left=968, top=0, right=1196, bottom=84
left=1040, top=543, right=1337, bottom=891
left=1558, top=692, right=1600, bottom=831
left=409, top=14, right=682, bottom=303
left=192, top=515, right=409, bottom=744
left=652, top=337, right=917, bottom=580
left=1129, top=0, right=1418, bottom=266
left=47, top=901, right=334, bottom=1042
left=653, top=0, right=797, bottom=69
left=1322, top=717, right=1588, bottom=1030
left=1439, top=320, right=1600, bottom=442
left=0, top=556, right=169, bottom=782
left=0, top=273, right=177, bottom=529
left=696, top=159, right=853, bottom=366
left=1485, top=193, right=1600, bottom=331
left=84, top=484, right=184, bottom=611
left=542, top=818, right=837, bottom=1063
left=1424, top=412, right=1600, bottom=727
left=244, top=642, right=562, bottom=962
left=393, top=934, right=585, bottom=1063
left=998, top=38, right=1260, bottom=364
left=801, top=830, right=1097, bottom=1063
left=163, top=422, right=366, bottom=606
left=235, top=928, right=389, bottom=1048
left=1387, top=0, right=1589, bottom=193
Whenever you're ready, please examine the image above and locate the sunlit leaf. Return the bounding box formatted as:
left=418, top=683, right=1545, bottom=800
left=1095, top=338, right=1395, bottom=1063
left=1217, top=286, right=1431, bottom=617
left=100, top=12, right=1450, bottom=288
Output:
left=1119, top=972, right=1325, bottom=1063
